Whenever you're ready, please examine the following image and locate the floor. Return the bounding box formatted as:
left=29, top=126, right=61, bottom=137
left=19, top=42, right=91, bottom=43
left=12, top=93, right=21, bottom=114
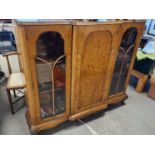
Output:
left=0, top=82, right=155, bottom=135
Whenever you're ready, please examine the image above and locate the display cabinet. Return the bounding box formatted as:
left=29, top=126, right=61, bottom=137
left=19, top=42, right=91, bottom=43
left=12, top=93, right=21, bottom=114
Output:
left=13, top=20, right=144, bottom=134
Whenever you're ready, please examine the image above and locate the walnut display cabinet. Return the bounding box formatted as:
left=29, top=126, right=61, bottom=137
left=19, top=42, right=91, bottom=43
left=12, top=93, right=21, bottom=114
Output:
left=13, top=20, right=145, bottom=134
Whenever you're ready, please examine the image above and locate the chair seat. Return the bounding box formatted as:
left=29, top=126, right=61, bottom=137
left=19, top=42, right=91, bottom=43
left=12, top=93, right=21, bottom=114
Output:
left=7, top=72, right=25, bottom=89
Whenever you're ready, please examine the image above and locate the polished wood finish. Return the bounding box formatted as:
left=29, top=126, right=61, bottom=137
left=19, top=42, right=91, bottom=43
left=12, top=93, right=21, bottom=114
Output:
left=71, top=24, right=121, bottom=118
left=14, top=20, right=145, bottom=133
left=148, top=79, right=155, bottom=100
left=107, top=21, right=145, bottom=103
left=25, top=25, right=72, bottom=124
left=131, top=69, right=149, bottom=93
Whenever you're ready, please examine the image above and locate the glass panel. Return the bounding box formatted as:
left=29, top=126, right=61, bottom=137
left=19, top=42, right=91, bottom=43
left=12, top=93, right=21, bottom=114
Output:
left=109, top=74, right=119, bottom=95
left=109, top=28, right=137, bottom=96
left=35, top=31, right=66, bottom=119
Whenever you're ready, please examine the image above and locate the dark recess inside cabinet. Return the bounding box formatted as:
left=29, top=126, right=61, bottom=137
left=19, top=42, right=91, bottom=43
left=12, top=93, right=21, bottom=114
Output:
left=109, top=27, right=138, bottom=96
left=35, top=31, right=66, bottom=119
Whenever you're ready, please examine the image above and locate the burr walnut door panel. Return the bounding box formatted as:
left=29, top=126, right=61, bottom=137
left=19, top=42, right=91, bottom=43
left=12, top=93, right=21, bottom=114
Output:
left=71, top=24, right=121, bottom=114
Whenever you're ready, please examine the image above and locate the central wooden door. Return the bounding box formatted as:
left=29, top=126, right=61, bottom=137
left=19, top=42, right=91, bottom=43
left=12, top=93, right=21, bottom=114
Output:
left=70, top=24, right=121, bottom=119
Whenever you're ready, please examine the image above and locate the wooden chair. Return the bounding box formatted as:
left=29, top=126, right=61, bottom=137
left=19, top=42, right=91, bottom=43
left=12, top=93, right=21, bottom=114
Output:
left=3, top=52, right=25, bottom=114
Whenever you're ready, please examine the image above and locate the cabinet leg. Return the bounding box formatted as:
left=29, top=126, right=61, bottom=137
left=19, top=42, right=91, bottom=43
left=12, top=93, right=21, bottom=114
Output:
left=29, top=126, right=38, bottom=135
left=121, top=100, right=126, bottom=105
left=30, top=130, right=38, bottom=135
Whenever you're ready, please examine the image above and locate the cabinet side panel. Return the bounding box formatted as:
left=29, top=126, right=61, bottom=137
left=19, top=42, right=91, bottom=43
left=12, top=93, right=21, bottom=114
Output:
left=15, top=25, right=37, bottom=125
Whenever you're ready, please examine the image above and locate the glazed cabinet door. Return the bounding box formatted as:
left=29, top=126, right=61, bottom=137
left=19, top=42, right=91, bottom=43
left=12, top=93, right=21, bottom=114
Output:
left=70, top=24, right=121, bottom=119
left=25, top=25, right=72, bottom=122
left=109, top=22, right=145, bottom=97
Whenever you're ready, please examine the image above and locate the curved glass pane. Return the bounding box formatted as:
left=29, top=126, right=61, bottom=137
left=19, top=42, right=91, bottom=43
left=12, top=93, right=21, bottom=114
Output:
left=109, top=28, right=137, bottom=96
left=35, top=31, right=66, bottom=119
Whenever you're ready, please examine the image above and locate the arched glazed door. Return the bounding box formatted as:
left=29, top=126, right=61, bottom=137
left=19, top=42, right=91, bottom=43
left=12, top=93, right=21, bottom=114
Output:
left=26, top=25, right=72, bottom=120
left=35, top=31, right=66, bottom=119
left=109, top=27, right=137, bottom=96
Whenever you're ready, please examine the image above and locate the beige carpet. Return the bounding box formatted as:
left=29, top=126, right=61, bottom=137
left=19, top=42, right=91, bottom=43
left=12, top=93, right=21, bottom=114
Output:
left=0, top=85, right=155, bottom=135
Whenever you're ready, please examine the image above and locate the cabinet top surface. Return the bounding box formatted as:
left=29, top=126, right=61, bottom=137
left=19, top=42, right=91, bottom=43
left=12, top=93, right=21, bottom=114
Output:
left=14, top=19, right=145, bottom=26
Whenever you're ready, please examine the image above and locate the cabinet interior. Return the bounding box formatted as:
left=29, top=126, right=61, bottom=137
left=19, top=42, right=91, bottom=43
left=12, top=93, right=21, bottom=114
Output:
left=109, top=28, right=138, bottom=96
left=35, top=31, right=66, bottom=119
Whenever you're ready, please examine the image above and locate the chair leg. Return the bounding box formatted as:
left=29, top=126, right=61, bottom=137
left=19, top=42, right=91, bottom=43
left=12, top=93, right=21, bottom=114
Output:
left=6, top=89, right=14, bottom=115
left=13, top=89, right=17, bottom=97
